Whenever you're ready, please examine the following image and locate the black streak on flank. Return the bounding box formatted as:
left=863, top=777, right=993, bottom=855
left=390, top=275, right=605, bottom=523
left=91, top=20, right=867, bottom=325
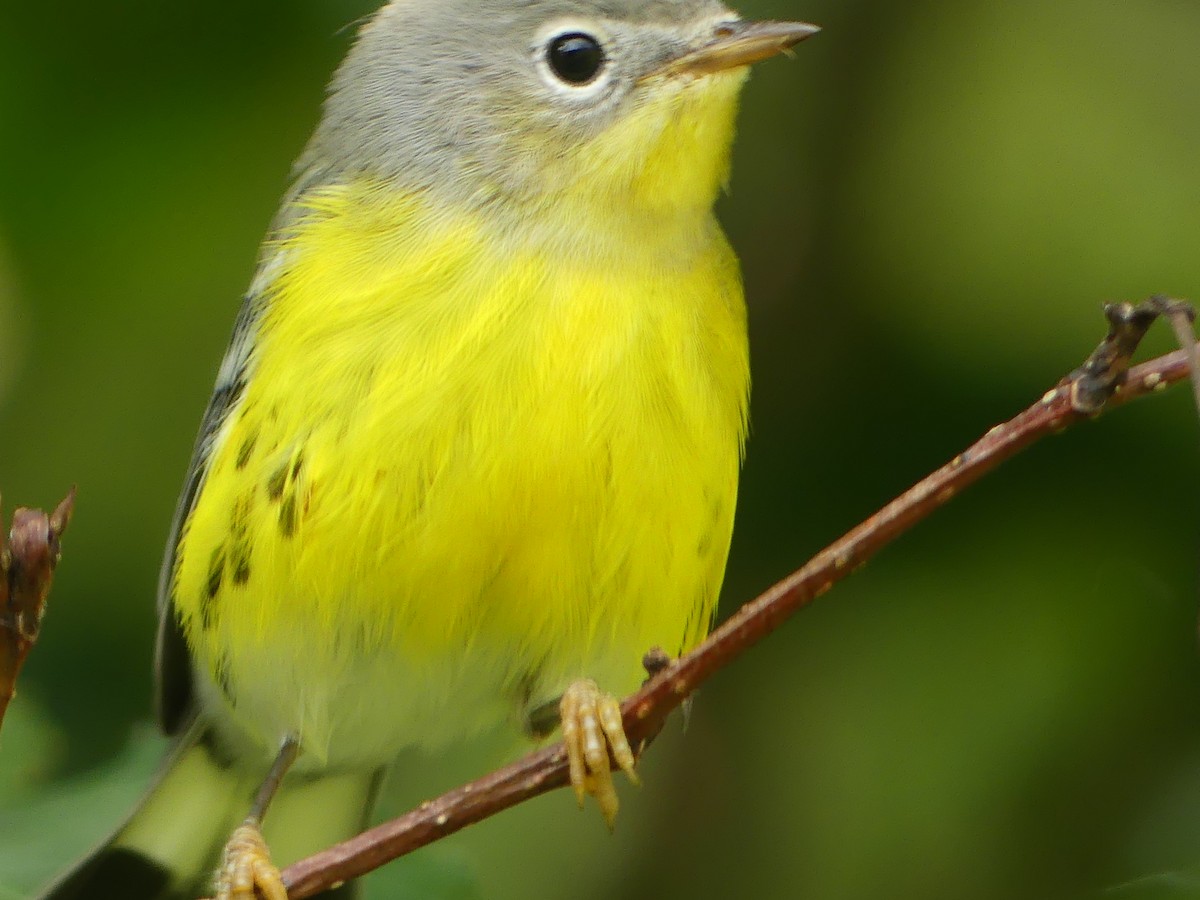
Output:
left=229, top=492, right=253, bottom=586
left=235, top=431, right=258, bottom=470
left=279, top=495, right=298, bottom=538
left=267, top=463, right=288, bottom=502
left=206, top=548, right=225, bottom=599
left=201, top=547, right=226, bottom=629
left=232, top=544, right=252, bottom=586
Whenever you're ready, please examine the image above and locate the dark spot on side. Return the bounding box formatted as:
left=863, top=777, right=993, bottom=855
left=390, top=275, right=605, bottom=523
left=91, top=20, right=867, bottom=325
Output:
left=228, top=495, right=251, bottom=580
left=291, top=451, right=305, bottom=479
left=235, top=432, right=258, bottom=470
left=697, top=531, right=713, bottom=558
left=199, top=595, right=215, bottom=632
left=206, top=548, right=225, bottom=600
left=279, top=495, right=297, bottom=537
left=231, top=541, right=252, bottom=586
left=232, top=489, right=254, bottom=526
left=201, top=547, right=225, bottom=629
left=267, top=463, right=288, bottom=502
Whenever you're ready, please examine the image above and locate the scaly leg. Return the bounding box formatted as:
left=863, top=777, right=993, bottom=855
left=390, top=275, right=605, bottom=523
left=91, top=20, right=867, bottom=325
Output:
left=208, top=736, right=299, bottom=900
left=559, top=679, right=640, bottom=829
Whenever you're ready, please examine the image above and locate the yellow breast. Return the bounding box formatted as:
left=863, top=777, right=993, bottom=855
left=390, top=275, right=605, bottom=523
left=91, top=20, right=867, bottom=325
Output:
left=172, top=181, right=748, bottom=761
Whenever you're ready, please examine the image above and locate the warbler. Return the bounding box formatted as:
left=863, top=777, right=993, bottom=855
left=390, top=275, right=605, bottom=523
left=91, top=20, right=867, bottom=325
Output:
left=43, top=1, right=816, bottom=898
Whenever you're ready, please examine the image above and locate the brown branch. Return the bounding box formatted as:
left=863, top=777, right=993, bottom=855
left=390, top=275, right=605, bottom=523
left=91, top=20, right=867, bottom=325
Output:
left=281, top=298, right=1198, bottom=899
left=0, top=488, right=76, bottom=732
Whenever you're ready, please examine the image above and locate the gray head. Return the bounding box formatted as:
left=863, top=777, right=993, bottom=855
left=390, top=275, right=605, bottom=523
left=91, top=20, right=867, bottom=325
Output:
left=297, top=0, right=817, bottom=215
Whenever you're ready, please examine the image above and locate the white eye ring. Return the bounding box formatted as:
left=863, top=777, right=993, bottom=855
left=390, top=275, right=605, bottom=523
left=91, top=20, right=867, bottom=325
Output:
left=534, top=21, right=615, bottom=98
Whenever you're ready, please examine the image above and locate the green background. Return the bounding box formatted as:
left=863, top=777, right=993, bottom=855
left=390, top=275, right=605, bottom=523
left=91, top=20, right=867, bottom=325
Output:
left=3, top=1, right=1200, bottom=898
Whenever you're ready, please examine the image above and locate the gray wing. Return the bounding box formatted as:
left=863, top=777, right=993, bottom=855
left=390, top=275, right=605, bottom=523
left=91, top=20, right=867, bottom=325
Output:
left=153, top=297, right=259, bottom=734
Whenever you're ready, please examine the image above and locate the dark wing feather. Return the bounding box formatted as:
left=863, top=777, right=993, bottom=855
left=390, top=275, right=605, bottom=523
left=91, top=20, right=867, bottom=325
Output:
left=153, top=165, right=329, bottom=734
left=153, top=299, right=258, bottom=734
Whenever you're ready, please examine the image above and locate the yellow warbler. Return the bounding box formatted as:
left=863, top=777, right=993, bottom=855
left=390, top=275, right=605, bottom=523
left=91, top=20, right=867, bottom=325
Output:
left=44, top=2, right=816, bottom=898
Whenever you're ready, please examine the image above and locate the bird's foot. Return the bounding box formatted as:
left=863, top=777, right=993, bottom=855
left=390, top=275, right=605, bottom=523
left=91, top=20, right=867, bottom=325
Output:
left=208, top=819, right=287, bottom=900
left=559, top=678, right=640, bottom=830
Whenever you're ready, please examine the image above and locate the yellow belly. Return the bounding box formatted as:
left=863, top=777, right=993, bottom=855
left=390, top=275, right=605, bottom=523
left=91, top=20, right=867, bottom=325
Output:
left=172, top=184, right=749, bottom=767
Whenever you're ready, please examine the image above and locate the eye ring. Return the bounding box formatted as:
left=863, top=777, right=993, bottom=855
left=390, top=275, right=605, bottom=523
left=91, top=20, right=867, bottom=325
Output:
left=546, top=32, right=606, bottom=86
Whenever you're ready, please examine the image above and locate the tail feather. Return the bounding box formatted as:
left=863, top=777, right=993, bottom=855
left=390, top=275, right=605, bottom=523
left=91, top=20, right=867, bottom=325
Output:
left=42, top=848, right=179, bottom=900
left=39, top=728, right=382, bottom=900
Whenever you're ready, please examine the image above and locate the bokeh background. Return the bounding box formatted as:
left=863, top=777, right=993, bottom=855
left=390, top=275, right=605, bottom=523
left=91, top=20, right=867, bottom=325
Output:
left=2, top=0, right=1200, bottom=898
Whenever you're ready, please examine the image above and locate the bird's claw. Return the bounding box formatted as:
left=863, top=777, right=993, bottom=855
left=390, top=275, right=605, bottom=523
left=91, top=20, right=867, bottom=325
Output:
left=207, top=820, right=288, bottom=900
left=559, top=678, right=639, bottom=830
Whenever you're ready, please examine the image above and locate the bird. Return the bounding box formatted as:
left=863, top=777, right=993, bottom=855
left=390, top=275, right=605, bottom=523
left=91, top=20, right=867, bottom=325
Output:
left=41, top=1, right=817, bottom=897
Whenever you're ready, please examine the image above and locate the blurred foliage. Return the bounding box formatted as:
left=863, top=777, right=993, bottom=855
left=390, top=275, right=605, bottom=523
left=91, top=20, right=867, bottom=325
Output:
left=2, top=0, right=1200, bottom=898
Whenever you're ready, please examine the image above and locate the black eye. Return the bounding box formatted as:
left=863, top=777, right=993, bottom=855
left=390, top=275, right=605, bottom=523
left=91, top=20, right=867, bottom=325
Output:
left=547, top=32, right=606, bottom=85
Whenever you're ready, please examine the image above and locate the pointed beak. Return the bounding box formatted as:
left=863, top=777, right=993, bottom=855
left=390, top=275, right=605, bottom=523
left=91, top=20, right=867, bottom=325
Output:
left=667, top=20, right=821, bottom=76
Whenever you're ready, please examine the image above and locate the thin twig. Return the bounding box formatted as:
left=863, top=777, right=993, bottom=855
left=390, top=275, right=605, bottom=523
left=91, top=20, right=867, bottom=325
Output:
left=0, top=488, right=76, bottom=732
left=281, top=299, right=1198, bottom=899
left=1152, top=296, right=1200, bottom=419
